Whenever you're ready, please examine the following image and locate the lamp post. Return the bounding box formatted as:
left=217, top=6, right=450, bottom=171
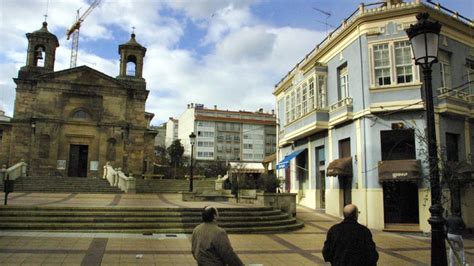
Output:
left=189, top=132, right=196, bottom=192
left=406, top=13, right=446, bottom=266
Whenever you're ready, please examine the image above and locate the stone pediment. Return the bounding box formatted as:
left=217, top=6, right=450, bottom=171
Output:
left=36, top=66, right=127, bottom=88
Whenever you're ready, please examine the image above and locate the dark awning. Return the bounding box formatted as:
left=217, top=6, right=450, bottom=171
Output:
left=276, top=149, right=306, bottom=170
left=378, top=159, right=421, bottom=182
left=327, top=157, right=352, bottom=177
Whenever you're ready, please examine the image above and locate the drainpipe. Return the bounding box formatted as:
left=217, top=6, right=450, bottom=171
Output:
left=358, top=25, right=369, bottom=226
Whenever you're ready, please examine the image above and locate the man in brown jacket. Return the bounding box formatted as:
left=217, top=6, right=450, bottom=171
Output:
left=192, top=206, right=244, bottom=266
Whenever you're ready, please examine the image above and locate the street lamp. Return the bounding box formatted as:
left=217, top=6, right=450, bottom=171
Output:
left=189, top=132, right=196, bottom=192
left=406, top=13, right=446, bottom=266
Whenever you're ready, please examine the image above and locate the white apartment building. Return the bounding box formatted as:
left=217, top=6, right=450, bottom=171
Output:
left=165, top=118, right=179, bottom=148
left=167, top=103, right=276, bottom=162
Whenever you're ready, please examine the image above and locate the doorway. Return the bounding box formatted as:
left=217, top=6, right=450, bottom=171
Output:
left=68, top=144, right=88, bottom=177
left=316, top=146, right=326, bottom=209
left=340, top=176, right=352, bottom=206
left=383, top=182, right=419, bottom=224
left=285, top=167, right=291, bottom=192
left=338, top=138, right=352, bottom=206
left=296, top=150, right=308, bottom=199
left=320, top=170, right=326, bottom=208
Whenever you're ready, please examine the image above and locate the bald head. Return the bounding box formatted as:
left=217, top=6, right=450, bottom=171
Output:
left=343, top=204, right=359, bottom=220
left=202, top=206, right=219, bottom=222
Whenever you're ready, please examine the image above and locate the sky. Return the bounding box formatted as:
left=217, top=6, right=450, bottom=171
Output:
left=0, top=0, right=472, bottom=125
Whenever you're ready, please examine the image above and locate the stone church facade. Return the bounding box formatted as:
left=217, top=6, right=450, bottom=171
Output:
left=1, top=22, right=157, bottom=177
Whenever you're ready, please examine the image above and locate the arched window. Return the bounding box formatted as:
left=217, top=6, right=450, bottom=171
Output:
left=126, top=55, right=137, bottom=76
left=34, top=45, right=45, bottom=67
left=39, top=134, right=50, bottom=158
left=106, top=138, right=117, bottom=161
left=72, top=110, right=90, bottom=120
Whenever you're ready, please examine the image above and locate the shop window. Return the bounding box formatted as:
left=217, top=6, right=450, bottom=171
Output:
left=380, top=129, right=416, bottom=160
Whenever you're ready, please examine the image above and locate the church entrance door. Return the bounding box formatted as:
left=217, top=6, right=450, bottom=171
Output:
left=68, top=144, right=88, bottom=177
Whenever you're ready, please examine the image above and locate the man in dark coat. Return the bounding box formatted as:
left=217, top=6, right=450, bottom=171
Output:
left=322, top=204, right=379, bottom=266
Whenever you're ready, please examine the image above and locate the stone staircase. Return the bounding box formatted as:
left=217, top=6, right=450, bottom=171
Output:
left=136, top=179, right=216, bottom=193
left=0, top=177, right=216, bottom=194
left=1, top=176, right=123, bottom=193
left=0, top=206, right=304, bottom=233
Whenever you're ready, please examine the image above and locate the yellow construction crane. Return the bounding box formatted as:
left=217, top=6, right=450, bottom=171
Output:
left=66, top=0, right=101, bottom=68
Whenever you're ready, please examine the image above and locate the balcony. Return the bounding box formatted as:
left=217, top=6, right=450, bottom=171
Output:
left=328, top=97, right=353, bottom=127
left=436, top=87, right=470, bottom=117
left=278, top=109, right=329, bottom=146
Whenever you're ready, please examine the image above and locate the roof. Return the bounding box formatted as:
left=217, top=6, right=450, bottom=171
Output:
left=273, top=0, right=473, bottom=95
left=33, top=65, right=129, bottom=88
left=27, top=22, right=59, bottom=47
left=119, top=33, right=146, bottom=53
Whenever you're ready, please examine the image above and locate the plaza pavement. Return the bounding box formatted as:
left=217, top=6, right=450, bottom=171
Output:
left=0, top=192, right=472, bottom=265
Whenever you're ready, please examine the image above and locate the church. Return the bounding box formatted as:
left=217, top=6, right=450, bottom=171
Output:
left=1, top=21, right=157, bottom=178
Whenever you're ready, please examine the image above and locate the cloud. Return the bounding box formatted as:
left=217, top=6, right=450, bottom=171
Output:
left=165, top=0, right=258, bottom=20
left=0, top=0, right=326, bottom=126
left=141, top=24, right=324, bottom=124
left=215, top=26, right=276, bottom=62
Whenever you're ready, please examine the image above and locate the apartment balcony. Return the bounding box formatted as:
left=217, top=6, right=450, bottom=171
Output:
left=436, top=87, right=470, bottom=117
left=328, top=97, right=353, bottom=127
left=278, top=109, right=329, bottom=146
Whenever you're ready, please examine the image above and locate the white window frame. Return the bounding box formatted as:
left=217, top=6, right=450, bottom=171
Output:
left=439, top=50, right=452, bottom=89
left=290, top=90, right=296, bottom=121
left=301, top=83, right=308, bottom=115
left=373, top=43, right=391, bottom=86
left=295, top=86, right=301, bottom=118
left=308, top=78, right=315, bottom=111
left=285, top=93, right=291, bottom=125
left=338, top=65, right=349, bottom=100
left=369, top=39, right=417, bottom=88
left=317, top=75, right=327, bottom=109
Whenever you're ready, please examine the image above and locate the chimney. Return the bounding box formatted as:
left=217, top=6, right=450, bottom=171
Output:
left=187, top=104, right=190, bottom=108
left=271, top=109, right=275, bottom=115
left=214, top=105, right=217, bottom=110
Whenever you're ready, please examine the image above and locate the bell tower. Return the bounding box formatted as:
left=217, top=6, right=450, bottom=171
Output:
left=20, top=22, right=59, bottom=77
left=118, top=33, right=147, bottom=81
